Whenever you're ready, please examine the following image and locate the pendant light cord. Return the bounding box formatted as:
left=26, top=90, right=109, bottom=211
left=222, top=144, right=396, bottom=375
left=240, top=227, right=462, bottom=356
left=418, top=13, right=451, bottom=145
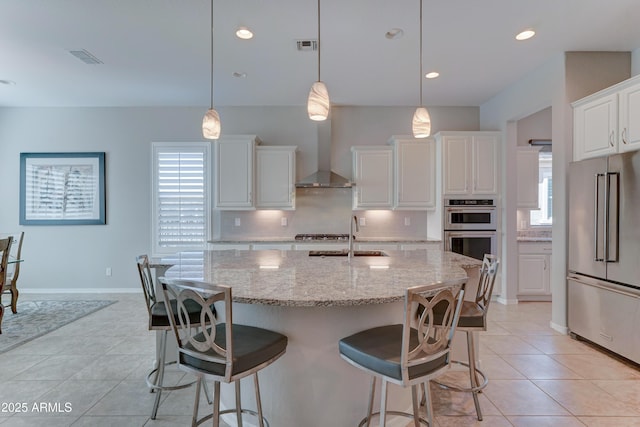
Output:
left=210, top=0, right=214, bottom=109
left=317, top=0, right=321, bottom=81
left=418, top=0, right=423, bottom=107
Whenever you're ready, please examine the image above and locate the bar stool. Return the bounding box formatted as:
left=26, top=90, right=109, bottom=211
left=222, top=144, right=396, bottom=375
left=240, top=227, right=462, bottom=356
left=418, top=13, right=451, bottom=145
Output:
left=136, top=255, right=211, bottom=419
left=161, top=278, right=288, bottom=427
left=338, top=278, right=466, bottom=427
left=429, top=254, right=499, bottom=421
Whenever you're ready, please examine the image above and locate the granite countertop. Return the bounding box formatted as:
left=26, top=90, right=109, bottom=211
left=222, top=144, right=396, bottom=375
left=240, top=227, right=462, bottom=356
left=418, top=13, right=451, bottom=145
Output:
left=209, top=238, right=441, bottom=244
left=161, top=248, right=479, bottom=307
left=517, top=229, right=552, bottom=242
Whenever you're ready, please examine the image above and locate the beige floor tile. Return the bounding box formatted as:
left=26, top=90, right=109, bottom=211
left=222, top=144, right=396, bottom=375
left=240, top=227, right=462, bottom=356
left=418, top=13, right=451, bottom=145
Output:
left=501, top=354, right=584, bottom=379
left=507, top=415, right=587, bottom=426
left=435, top=414, right=513, bottom=426
left=0, top=416, right=79, bottom=426
left=493, top=320, right=558, bottom=336
left=480, top=335, right=544, bottom=355
left=70, top=415, right=150, bottom=427
left=481, top=379, right=571, bottom=416
left=429, top=377, right=501, bottom=417
left=551, top=354, right=640, bottom=380
left=477, top=354, right=526, bottom=379
left=533, top=379, right=640, bottom=416
left=31, top=379, right=120, bottom=417
left=522, top=334, right=602, bottom=355
left=590, top=379, right=640, bottom=408
left=578, top=416, right=640, bottom=426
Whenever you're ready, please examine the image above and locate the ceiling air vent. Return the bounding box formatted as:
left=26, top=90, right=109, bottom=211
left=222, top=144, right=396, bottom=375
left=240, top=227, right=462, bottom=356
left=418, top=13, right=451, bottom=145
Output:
left=296, top=40, right=317, bottom=51
left=68, top=49, right=103, bottom=65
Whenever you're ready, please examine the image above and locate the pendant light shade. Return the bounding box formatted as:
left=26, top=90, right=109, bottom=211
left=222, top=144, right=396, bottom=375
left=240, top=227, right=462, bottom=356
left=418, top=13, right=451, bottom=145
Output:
left=307, top=81, right=330, bottom=121
left=203, top=108, right=221, bottom=139
left=307, top=0, right=329, bottom=121
left=412, top=0, right=431, bottom=138
left=412, top=107, right=431, bottom=138
left=202, top=0, right=221, bottom=140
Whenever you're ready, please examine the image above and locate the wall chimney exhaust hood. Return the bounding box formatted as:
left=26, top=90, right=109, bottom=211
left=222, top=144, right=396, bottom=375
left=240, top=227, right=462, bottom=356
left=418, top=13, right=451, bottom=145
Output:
left=295, top=119, right=354, bottom=188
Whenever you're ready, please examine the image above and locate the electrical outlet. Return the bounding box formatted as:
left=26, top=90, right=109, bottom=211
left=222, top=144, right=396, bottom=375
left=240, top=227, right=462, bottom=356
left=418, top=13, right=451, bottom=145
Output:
left=359, top=217, right=366, bottom=227
left=106, top=267, right=112, bottom=277
left=404, top=217, right=411, bottom=226
left=281, top=217, right=288, bottom=226
left=234, top=217, right=241, bottom=227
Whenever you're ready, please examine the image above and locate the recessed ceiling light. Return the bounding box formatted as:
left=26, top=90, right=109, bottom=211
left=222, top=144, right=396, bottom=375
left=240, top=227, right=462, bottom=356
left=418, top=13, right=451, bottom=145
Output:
left=425, top=72, right=439, bottom=79
left=515, top=29, right=535, bottom=41
left=235, top=26, right=254, bottom=40
left=232, top=72, right=247, bottom=78
left=0, top=79, right=16, bottom=85
left=385, top=28, right=404, bottom=40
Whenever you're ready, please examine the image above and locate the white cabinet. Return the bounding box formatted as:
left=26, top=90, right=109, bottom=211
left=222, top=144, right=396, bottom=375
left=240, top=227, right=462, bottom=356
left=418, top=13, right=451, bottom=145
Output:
left=215, top=135, right=259, bottom=210
left=517, top=148, right=540, bottom=209
left=437, top=131, right=500, bottom=196
left=351, top=146, right=394, bottom=209
left=255, top=146, right=296, bottom=210
left=518, top=242, right=552, bottom=299
left=573, top=74, right=640, bottom=160
left=251, top=243, right=293, bottom=250
left=389, top=136, right=436, bottom=209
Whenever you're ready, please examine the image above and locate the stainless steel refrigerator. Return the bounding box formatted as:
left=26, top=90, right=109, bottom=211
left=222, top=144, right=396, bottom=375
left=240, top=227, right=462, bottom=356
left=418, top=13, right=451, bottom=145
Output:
left=568, top=151, right=640, bottom=364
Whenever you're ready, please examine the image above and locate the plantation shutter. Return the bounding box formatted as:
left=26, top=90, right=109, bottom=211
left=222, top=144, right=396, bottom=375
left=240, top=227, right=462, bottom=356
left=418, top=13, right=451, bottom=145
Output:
left=152, top=143, right=209, bottom=255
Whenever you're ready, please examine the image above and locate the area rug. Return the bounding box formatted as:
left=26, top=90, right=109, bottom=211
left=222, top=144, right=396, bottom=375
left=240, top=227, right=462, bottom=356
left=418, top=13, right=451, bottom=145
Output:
left=0, top=299, right=117, bottom=354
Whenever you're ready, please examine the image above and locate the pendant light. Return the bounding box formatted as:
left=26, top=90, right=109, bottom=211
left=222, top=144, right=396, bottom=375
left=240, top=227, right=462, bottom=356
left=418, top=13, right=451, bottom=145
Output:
left=202, top=0, right=221, bottom=139
left=412, top=0, right=431, bottom=138
left=307, top=0, right=330, bottom=121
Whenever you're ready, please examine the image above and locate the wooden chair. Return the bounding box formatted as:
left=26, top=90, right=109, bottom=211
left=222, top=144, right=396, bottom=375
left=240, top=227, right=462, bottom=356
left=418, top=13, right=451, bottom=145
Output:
left=338, top=278, right=466, bottom=427
left=161, top=278, right=288, bottom=427
left=0, top=236, right=14, bottom=334
left=1, top=232, right=24, bottom=314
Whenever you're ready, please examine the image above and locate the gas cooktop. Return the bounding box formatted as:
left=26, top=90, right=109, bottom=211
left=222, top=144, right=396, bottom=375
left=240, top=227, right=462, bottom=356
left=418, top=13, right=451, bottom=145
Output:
left=294, top=233, right=351, bottom=241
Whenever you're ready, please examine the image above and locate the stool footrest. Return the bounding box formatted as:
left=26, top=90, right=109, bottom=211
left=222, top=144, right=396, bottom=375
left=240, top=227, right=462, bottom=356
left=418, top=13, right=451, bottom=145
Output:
left=431, top=360, right=488, bottom=393
left=146, top=361, right=196, bottom=392
left=196, top=408, right=269, bottom=427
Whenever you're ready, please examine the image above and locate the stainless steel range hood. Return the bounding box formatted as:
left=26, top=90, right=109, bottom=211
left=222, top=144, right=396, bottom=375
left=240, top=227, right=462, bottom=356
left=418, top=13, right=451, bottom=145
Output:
left=295, top=119, right=354, bottom=188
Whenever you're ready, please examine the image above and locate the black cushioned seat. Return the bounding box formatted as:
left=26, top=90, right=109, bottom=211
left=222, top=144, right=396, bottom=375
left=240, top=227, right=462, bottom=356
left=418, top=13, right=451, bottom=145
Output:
left=181, top=324, right=288, bottom=377
left=150, top=298, right=204, bottom=328
left=339, top=324, right=448, bottom=381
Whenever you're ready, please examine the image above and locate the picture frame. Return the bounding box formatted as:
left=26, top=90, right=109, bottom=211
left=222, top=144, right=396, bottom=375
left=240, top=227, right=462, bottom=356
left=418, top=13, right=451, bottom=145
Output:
left=19, top=152, right=106, bottom=225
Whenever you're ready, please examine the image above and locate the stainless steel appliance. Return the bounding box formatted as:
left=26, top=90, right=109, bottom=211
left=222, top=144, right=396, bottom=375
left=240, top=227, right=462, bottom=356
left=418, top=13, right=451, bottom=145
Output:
left=568, top=151, right=640, bottom=364
left=443, top=199, right=497, bottom=261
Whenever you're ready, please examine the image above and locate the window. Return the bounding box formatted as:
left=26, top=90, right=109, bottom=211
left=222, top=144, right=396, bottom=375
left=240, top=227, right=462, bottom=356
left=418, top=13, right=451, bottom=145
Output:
left=530, top=150, right=552, bottom=226
left=152, top=143, right=210, bottom=256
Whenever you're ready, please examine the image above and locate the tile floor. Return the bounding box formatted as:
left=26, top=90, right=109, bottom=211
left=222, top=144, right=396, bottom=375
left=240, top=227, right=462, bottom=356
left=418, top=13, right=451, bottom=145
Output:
left=1, top=293, right=639, bottom=426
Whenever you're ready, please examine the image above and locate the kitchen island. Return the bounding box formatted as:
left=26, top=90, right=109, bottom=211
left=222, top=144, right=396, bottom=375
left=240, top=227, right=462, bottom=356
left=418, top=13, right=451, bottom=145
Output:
left=160, top=248, right=481, bottom=427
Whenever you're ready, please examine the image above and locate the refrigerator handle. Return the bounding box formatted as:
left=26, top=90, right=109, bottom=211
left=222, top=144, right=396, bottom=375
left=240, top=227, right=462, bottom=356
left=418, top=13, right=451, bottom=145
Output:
left=606, top=172, right=620, bottom=263
left=594, top=173, right=604, bottom=262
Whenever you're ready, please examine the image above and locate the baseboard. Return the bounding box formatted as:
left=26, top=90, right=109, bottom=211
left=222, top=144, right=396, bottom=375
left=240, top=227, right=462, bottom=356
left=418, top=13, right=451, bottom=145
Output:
left=496, top=296, right=519, bottom=305
left=20, top=288, right=141, bottom=294
left=550, top=321, right=568, bottom=335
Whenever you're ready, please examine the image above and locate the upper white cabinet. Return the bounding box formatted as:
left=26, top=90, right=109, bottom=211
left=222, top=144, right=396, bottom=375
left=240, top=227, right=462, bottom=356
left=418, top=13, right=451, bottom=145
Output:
left=517, top=147, right=540, bottom=209
left=215, top=135, right=259, bottom=210
left=255, top=146, right=296, bottom=210
left=437, top=131, right=500, bottom=196
left=351, top=146, right=394, bottom=209
left=388, top=136, right=436, bottom=209
left=573, top=74, right=640, bottom=160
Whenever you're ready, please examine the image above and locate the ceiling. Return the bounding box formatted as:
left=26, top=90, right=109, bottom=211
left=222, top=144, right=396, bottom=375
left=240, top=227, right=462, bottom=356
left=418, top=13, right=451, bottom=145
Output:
left=2, top=0, right=640, bottom=108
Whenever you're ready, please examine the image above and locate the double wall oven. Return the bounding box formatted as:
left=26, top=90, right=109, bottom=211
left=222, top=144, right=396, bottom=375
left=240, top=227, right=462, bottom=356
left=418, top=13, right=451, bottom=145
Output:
left=443, top=199, right=497, bottom=261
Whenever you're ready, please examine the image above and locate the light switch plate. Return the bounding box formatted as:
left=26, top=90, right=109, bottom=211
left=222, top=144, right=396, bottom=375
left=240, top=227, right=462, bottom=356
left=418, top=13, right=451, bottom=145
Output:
left=359, top=217, right=366, bottom=227
left=234, top=218, right=241, bottom=227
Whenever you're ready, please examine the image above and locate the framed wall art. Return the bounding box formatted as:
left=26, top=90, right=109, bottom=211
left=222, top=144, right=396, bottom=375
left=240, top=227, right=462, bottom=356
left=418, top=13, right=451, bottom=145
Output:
left=19, top=152, right=106, bottom=225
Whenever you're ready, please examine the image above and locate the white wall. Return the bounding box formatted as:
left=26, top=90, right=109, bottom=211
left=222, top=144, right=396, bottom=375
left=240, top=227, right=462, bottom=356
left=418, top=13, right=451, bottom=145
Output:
left=0, top=105, right=478, bottom=292
left=480, top=51, right=632, bottom=333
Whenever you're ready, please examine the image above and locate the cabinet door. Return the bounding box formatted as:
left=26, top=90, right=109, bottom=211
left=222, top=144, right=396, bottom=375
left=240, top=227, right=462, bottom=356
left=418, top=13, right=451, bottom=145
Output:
left=573, top=94, right=618, bottom=160
left=215, top=137, right=255, bottom=209
left=352, top=147, right=393, bottom=209
left=471, top=135, right=499, bottom=194
left=619, top=83, right=640, bottom=152
left=442, top=135, right=470, bottom=195
left=394, top=138, right=436, bottom=209
left=517, top=148, right=540, bottom=208
left=256, top=146, right=296, bottom=209
left=518, top=254, right=549, bottom=295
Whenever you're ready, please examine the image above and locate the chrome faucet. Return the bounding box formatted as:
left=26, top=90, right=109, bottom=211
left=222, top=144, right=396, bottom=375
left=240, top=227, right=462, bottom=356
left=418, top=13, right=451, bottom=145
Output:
left=348, top=215, right=359, bottom=261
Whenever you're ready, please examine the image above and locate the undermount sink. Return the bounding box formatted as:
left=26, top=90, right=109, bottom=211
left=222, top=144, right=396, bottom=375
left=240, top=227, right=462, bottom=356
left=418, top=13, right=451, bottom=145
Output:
left=308, top=250, right=387, bottom=257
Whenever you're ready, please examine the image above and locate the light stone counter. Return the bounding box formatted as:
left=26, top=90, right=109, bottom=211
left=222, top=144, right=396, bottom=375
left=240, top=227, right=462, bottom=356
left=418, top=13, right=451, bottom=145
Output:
left=159, top=249, right=480, bottom=427
left=161, top=248, right=478, bottom=307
